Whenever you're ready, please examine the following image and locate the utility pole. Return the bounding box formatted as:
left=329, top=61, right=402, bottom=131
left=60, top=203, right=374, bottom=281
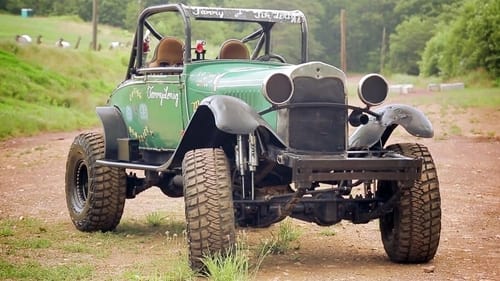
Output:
left=380, top=27, right=386, bottom=73
left=92, top=0, right=98, bottom=50
left=340, top=9, right=347, bottom=73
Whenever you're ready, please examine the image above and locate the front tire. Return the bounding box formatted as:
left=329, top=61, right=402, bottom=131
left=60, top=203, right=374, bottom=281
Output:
left=378, top=143, right=441, bottom=263
left=65, top=132, right=126, bottom=232
left=182, top=148, right=236, bottom=270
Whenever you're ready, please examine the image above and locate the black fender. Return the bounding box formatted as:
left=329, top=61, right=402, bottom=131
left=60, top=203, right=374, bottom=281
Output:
left=348, top=104, right=433, bottom=149
left=159, top=95, right=284, bottom=170
left=96, top=106, right=128, bottom=159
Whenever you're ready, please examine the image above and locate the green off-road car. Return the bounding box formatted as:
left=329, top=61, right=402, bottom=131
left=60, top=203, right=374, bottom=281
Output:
left=65, top=3, right=441, bottom=269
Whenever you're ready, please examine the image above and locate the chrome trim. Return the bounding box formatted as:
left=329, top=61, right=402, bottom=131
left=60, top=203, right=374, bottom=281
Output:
left=357, top=73, right=388, bottom=106
left=263, top=73, right=294, bottom=105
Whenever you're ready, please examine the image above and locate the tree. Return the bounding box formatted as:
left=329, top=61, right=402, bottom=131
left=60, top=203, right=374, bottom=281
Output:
left=4, top=0, right=53, bottom=15
left=394, top=0, right=458, bottom=19
left=388, top=16, right=435, bottom=75
left=420, top=0, right=500, bottom=78
left=316, top=0, right=400, bottom=72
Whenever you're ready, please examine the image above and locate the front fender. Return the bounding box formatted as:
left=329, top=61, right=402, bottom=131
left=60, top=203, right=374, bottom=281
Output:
left=201, top=95, right=264, bottom=134
left=349, top=104, right=433, bottom=149
left=159, top=95, right=285, bottom=170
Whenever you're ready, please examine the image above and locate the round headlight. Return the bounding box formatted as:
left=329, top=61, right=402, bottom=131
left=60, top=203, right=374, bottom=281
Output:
left=263, top=73, right=293, bottom=105
left=357, top=74, right=388, bottom=106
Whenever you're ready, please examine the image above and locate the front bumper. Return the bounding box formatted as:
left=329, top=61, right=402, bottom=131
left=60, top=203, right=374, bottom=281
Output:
left=276, top=150, right=422, bottom=184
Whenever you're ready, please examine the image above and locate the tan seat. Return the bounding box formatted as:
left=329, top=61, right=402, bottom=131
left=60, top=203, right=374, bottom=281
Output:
left=149, top=37, right=184, bottom=67
left=218, top=39, right=249, bottom=59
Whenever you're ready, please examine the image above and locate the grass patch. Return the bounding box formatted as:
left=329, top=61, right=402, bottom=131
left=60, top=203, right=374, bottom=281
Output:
left=118, top=215, right=186, bottom=238
left=0, top=221, right=14, bottom=237
left=202, top=247, right=250, bottom=281
left=257, top=219, right=302, bottom=255
left=319, top=228, right=337, bottom=237
left=0, top=216, right=195, bottom=280
left=390, top=87, right=500, bottom=109
left=0, top=259, right=94, bottom=281
left=146, top=211, right=166, bottom=227
left=386, top=73, right=441, bottom=88
left=122, top=249, right=196, bottom=281
left=0, top=14, right=131, bottom=140
left=201, top=234, right=270, bottom=281
left=0, top=14, right=132, bottom=55
left=0, top=42, right=125, bottom=140
left=448, top=124, right=462, bottom=136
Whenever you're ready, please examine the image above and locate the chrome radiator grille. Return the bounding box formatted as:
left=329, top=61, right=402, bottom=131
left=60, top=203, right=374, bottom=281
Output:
left=277, top=77, right=347, bottom=153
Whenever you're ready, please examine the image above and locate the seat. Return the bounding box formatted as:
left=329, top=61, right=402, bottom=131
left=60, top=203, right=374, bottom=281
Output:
left=218, top=39, right=250, bottom=59
left=149, top=37, right=184, bottom=67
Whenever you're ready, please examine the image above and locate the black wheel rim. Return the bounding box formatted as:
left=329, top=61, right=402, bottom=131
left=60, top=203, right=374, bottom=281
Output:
left=73, top=159, right=89, bottom=213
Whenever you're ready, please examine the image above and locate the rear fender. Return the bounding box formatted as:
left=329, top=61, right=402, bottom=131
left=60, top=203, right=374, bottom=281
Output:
left=161, top=95, right=284, bottom=170
left=96, top=106, right=128, bottom=160
left=348, top=104, right=433, bottom=149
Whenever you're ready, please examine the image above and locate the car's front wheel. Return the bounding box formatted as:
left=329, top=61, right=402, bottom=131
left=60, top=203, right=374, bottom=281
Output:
left=378, top=143, right=441, bottom=263
left=182, top=148, right=236, bottom=270
left=65, top=132, right=126, bottom=232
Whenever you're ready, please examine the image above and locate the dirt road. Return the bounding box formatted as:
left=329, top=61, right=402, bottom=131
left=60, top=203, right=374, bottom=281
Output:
left=1, top=124, right=499, bottom=280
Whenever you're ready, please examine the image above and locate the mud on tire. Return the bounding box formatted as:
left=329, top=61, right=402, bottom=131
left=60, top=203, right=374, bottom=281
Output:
left=182, top=148, right=236, bottom=270
left=65, top=132, right=126, bottom=232
left=378, top=143, right=441, bottom=263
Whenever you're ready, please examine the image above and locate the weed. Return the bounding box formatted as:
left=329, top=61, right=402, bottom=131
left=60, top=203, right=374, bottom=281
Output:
left=0, top=220, right=14, bottom=237
left=470, top=129, right=480, bottom=136
left=161, top=251, right=196, bottom=281
left=469, top=117, right=479, bottom=124
left=146, top=212, right=165, bottom=227
left=319, top=228, right=337, bottom=236
left=257, top=219, right=302, bottom=255
left=202, top=244, right=250, bottom=281
left=449, top=124, right=462, bottom=136
left=199, top=231, right=272, bottom=281
left=13, top=237, right=52, bottom=249
left=62, top=243, right=94, bottom=254
left=0, top=227, right=14, bottom=237
left=164, top=219, right=186, bottom=238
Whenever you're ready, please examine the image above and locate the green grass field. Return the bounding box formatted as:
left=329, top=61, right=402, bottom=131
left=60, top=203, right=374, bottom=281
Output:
left=0, top=14, right=133, bottom=140
left=0, top=14, right=132, bottom=49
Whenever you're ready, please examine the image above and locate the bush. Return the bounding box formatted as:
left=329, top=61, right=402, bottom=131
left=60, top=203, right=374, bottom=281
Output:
left=388, top=16, right=435, bottom=75
left=420, top=0, right=500, bottom=79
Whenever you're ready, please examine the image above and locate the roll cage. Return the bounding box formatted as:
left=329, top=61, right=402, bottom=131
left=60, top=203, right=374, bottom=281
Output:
left=126, top=3, right=309, bottom=79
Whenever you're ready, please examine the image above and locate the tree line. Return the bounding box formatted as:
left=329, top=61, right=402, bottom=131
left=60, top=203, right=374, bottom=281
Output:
left=1, top=0, right=498, bottom=80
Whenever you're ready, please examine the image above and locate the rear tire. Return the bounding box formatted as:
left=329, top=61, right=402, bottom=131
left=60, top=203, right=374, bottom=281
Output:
left=182, top=148, right=236, bottom=270
left=65, top=132, right=126, bottom=232
left=378, top=143, right=441, bottom=263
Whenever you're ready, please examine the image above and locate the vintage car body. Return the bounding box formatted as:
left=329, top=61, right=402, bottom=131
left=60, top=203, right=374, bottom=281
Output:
left=65, top=3, right=441, bottom=270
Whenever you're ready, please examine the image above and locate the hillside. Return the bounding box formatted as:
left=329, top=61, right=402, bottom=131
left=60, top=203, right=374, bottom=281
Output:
left=0, top=15, right=132, bottom=140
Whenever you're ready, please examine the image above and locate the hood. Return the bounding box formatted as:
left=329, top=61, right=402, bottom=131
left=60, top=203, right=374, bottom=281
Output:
left=185, top=60, right=347, bottom=97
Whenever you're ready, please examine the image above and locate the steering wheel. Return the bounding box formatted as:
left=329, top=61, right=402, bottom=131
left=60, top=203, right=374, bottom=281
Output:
left=256, top=53, right=286, bottom=63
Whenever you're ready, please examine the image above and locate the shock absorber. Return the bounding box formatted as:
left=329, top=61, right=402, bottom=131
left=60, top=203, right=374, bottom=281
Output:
left=235, top=133, right=258, bottom=200
left=235, top=134, right=247, bottom=199
left=248, top=132, right=258, bottom=200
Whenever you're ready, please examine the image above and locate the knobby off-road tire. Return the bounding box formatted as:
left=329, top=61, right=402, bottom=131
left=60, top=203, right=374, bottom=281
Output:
left=378, top=143, right=441, bottom=263
left=182, top=148, right=236, bottom=270
left=65, top=132, right=126, bottom=232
